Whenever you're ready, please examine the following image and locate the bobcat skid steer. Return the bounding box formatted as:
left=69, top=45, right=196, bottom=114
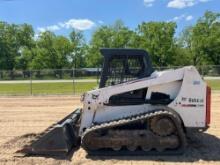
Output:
left=19, top=48, right=211, bottom=156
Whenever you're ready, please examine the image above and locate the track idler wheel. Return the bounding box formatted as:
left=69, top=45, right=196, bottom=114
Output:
left=156, top=146, right=166, bottom=152
left=127, top=145, right=137, bottom=151
left=141, top=145, right=152, bottom=152
left=150, top=116, right=175, bottom=136
left=112, top=146, right=122, bottom=151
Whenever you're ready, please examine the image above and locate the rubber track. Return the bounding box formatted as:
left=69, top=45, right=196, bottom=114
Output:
left=81, top=110, right=187, bottom=156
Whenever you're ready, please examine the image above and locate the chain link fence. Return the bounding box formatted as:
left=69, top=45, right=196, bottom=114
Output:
left=154, top=65, right=220, bottom=77
left=0, top=66, right=219, bottom=95
left=0, top=68, right=101, bottom=95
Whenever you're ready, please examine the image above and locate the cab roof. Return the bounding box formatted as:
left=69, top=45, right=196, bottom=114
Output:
left=100, top=48, right=149, bottom=57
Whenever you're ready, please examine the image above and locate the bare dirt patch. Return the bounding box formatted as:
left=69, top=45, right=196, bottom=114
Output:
left=0, top=93, right=219, bottom=165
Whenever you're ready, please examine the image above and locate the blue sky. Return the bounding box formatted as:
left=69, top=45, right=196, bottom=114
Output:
left=0, top=0, right=219, bottom=40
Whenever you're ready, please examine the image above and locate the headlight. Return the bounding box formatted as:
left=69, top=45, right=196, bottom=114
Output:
left=80, top=93, right=85, bottom=102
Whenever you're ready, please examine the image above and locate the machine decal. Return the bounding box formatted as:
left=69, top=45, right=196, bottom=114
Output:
left=181, top=97, right=204, bottom=103
left=181, top=104, right=204, bottom=107
left=189, top=98, right=204, bottom=103
left=177, top=97, right=204, bottom=107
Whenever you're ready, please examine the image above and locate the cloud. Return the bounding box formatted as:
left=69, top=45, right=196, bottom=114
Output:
left=34, top=33, right=41, bottom=40
left=144, top=0, right=155, bottom=7
left=173, top=14, right=186, bottom=21
left=47, top=25, right=60, bottom=31
left=168, top=14, right=193, bottom=22
left=37, top=25, right=60, bottom=32
left=37, top=27, right=46, bottom=33
left=186, top=15, right=193, bottom=21
left=61, top=19, right=95, bottom=30
left=168, top=14, right=186, bottom=22
left=167, top=0, right=210, bottom=9
left=167, top=0, right=195, bottom=9
left=37, top=18, right=96, bottom=33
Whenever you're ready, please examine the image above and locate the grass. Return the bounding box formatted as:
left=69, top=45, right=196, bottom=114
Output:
left=0, top=80, right=219, bottom=95
left=0, top=82, right=98, bottom=95
left=206, top=80, right=220, bottom=90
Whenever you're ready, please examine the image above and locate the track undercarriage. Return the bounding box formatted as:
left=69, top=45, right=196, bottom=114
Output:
left=18, top=109, right=187, bottom=156
left=82, top=110, right=187, bottom=155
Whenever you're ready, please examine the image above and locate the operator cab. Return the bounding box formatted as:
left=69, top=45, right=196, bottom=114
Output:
left=99, top=48, right=154, bottom=88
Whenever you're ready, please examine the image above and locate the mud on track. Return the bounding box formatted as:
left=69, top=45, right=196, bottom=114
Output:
left=0, top=93, right=219, bottom=165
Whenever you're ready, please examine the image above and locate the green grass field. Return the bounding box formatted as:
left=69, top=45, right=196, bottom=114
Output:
left=0, top=80, right=219, bottom=95
left=206, top=80, right=220, bottom=90
left=0, top=82, right=98, bottom=95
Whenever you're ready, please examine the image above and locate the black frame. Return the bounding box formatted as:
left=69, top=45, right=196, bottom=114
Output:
left=99, top=48, right=154, bottom=88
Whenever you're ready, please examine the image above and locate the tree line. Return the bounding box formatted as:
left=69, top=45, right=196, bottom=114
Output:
left=0, top=11, right=220, bottom=72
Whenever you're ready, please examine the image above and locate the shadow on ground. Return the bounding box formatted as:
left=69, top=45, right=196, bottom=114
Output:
left=3, top=132, right=220, bottom=162
left=86, top=132, right=220, bottom=162
left=17, top=146, right=80, bottom=161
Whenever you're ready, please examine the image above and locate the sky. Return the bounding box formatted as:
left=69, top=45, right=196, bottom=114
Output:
left=0, top=0, right=219, bottom=40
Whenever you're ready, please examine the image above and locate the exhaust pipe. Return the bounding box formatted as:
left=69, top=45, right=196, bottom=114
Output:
left=18, top=109, right=81, bottom=156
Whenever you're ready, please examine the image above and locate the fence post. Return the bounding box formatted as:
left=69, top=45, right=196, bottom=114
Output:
left=30, top=70, right=32, bottom=95
left=201, top=66, right=203, bottom=77
left=72, top=68, right=75, bottom=95
left=97, top=68, right=99, bottom=84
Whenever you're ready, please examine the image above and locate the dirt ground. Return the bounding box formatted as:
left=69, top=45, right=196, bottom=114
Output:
left=0, top=92, right=219, bottom=165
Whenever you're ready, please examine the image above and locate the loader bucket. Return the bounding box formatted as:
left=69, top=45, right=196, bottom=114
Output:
left=18, top=108, right=81, bottom=156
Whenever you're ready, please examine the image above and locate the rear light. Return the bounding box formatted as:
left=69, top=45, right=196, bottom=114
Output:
left=206, top=86, right=211, bottom=125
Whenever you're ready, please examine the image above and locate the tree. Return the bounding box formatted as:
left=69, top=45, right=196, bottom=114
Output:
left=30, top=31, right=72, bottom=70
left=15, top=24, right=35, bottom=70
left=69, top=30, right=87, bottom=68
left=1, top=10, right=220, bottom=73
left=137, top=22, right=177, bottom=66
left=31, top=31, right=56, bottom=70
left=0, top=22, right=34, bottom=79
left=29, top=31, right=72, bottom=78
left=87, top=20, right=135, bottom=67
left=176, top=26, right=194, bottom=66
left=194, top=11, right=220, bottom=65
left=178, top=11, right=220, bottom=66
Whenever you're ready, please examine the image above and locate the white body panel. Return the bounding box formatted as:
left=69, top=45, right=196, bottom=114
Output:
left=169, top=67, right=206, bottom=127
left=79, top=66, right=207, bottom=136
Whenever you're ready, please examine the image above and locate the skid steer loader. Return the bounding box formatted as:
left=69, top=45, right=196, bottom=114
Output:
left=19, top=48, right=211, bottom=156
